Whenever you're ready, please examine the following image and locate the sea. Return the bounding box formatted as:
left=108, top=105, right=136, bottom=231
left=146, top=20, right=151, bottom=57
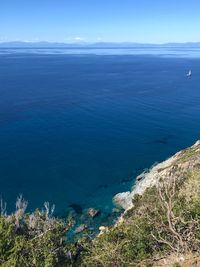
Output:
left=0, top=47, right=200, bottom=215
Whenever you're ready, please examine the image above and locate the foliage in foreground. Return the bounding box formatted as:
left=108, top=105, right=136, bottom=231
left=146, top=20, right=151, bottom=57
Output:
left=0, top=197, right=77, bottom=267
left=1, top=145, right=200, bottom=266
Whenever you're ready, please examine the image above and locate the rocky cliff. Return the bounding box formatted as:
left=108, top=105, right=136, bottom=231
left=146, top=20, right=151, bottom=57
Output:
left=113, top=140, right=200, bottom=211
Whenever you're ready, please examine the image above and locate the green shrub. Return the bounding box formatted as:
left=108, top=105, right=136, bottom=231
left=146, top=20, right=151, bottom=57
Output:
left=0, top=198, right=76, bottom=267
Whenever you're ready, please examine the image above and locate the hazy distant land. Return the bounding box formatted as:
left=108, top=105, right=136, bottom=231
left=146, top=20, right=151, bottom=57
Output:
left=1, top=41, right=200, bottom=48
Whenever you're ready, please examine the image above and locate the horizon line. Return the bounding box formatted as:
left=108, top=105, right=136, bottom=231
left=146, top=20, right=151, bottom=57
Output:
left=1, top=41, right=200, bottom=45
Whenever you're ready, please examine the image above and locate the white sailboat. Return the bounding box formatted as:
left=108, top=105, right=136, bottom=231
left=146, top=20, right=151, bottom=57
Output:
left=187, top=69, right=192, bottom=78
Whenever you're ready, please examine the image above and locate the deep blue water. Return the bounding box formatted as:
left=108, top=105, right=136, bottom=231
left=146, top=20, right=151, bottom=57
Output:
left=0, top=48, right=200, bottom=214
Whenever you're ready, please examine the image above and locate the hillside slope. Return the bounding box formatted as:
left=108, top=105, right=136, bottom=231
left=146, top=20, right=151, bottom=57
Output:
left=81, top=141, right=200, bottom=266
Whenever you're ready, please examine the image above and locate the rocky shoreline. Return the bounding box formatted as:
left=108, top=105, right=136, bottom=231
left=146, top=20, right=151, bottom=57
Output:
left=71, top=140, right=200, bottom=236
left=113, top=140, right=200, bottom=212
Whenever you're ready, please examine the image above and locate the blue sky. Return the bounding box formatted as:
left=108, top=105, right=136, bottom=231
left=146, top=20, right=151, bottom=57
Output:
left=1, top=0, right=200, bottom=43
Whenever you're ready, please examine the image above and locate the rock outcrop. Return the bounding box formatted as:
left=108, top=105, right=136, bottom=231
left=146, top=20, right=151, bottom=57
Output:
left=113, top=140, right=200, bottom=211
left=87, top=208, right=100, bottom=218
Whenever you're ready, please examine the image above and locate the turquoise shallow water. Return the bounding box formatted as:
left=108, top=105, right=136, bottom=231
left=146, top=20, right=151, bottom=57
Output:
left=0, top=48, right=200, bottom=214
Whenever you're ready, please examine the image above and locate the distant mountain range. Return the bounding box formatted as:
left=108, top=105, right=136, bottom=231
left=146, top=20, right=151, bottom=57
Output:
left=1, top=41, right=200, bottom=48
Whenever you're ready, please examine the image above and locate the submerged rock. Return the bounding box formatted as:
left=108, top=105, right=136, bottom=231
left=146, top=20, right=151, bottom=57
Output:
left=75, top=224, right=88, bottom=234
left=69, top=203, right=83, bottom=214
left=112, top=208, right=121, bottom=213
left=87, top=208, right=100, bottom=218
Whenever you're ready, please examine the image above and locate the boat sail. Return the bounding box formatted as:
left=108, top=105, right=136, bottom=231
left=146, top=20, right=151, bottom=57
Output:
left=187, top=69, right=192, bottom=78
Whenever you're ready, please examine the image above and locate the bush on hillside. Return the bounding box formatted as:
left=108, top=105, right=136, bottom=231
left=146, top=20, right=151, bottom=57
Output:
left=0, top=196, right=76, bottom=267
left=80, top=167, right=200, bottom=266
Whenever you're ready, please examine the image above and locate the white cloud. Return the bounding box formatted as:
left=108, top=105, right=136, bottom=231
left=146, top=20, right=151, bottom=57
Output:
left=74, top=37, right=85, bottom=41
left=64, top=36, right=87, bottom=43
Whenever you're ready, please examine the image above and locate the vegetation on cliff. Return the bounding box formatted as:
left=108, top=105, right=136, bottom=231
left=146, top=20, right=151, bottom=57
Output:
left=0, top=197, right=76, bottom=266
left=1, top=141, right=200, bottom=266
